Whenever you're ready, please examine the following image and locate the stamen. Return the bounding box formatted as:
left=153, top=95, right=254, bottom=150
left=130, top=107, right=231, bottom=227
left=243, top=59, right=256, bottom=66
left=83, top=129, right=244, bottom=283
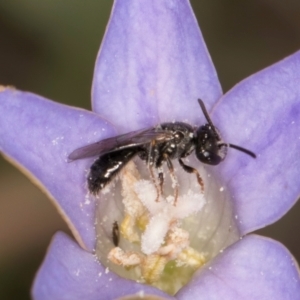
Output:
left=95, top=158, right=240, bottom=295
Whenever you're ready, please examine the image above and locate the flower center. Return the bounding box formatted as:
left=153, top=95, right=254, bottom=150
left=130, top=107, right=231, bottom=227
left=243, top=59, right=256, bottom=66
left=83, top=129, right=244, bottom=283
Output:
left=95, top=157, right=239, bottom=295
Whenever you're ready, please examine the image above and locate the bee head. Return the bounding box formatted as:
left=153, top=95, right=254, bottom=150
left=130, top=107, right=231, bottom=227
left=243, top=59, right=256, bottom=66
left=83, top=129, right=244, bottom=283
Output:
left=195, top=124, right=227, bottom=165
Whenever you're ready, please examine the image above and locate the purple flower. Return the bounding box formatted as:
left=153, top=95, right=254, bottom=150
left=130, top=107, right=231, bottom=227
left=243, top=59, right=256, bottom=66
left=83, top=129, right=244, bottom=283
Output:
left=1, top=0, right=300, bottom=299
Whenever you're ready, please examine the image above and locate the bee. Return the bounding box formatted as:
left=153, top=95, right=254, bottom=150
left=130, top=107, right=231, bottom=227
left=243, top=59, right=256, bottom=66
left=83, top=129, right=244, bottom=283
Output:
left=68, top=99, right=256, bottom=202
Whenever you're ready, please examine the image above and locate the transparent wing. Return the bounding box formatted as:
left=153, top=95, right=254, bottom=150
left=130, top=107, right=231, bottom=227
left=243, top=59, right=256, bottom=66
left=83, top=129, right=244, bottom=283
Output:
left=68, top=127, right=173, bottom=161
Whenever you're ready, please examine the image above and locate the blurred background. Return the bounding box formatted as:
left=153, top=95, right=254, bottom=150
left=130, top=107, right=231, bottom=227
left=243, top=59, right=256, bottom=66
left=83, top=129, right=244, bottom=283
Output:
left=0, top=0, right=300, bottom=299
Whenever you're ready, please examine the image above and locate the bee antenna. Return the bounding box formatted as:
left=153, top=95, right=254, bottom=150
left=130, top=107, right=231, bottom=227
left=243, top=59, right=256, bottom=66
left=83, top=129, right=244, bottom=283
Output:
left=198, top=99, right=256, bottom=159
left=197, top=99, right=221, bottom=140
left=228, top=143, right=256, bottom=158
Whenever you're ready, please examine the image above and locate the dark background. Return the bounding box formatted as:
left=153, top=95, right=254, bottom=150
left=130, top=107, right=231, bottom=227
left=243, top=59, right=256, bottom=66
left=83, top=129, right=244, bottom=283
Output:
left=0, top=1, right=300, bottom=299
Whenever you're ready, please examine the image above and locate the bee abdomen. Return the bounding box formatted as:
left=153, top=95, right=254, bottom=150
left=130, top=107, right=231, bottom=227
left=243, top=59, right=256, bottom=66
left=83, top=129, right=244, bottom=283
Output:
left=88, top=148, right=139, bottom=194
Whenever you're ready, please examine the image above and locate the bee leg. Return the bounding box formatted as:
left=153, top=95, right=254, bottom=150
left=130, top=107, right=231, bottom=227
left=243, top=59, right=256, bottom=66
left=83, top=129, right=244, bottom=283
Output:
left=164, top=155, right=179, bottom=206
left=158, top=166, right=164, bottom=197
left=148, top=164, right=161, bottom=202
left=178, top=158, right=204, bottom=192
left=154, top=156, right=167, bottom=202
left=147, top=140, right=163, bottom=202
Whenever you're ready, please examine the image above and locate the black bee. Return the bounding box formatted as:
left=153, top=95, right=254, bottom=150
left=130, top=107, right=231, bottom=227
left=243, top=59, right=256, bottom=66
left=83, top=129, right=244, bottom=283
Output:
left=69, top=99, right=255, bottom=203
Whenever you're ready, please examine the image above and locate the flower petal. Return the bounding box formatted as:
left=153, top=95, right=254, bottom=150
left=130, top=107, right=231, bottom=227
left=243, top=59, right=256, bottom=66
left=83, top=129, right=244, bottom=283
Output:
left=92, top=0, right=222, bottom=131
left=176, top=235, right=300, bottom=300
left=212, top=51, right=300, bottom=234
left=32, top=232, right=174, bottom=300
left=0, top=88, right=116, bottom=250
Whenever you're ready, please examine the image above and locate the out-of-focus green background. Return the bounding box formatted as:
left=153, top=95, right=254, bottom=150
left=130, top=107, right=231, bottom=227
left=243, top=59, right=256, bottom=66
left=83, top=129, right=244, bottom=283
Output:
left=0, top=1, right=300, bottom=299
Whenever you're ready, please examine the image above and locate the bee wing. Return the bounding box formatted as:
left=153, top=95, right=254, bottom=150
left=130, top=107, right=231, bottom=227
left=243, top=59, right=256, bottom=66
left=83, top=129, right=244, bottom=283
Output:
left=68, top=127, right=173, bottom=161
